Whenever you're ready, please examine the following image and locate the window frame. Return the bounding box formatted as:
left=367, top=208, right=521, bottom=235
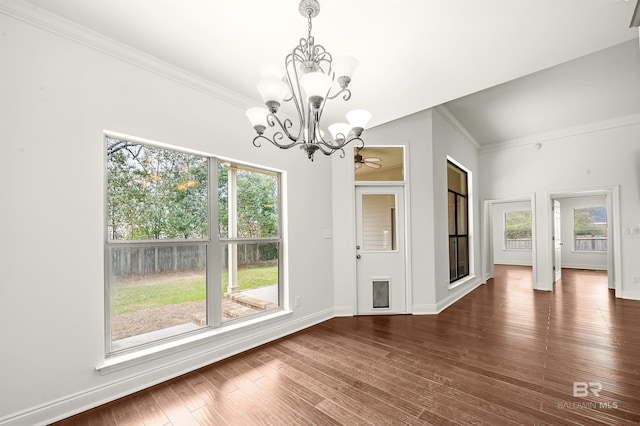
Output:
left=447, top=160, right=469, bottom=283
left=504, top=210, right=532, bottom=251
left=573, top=206, right=607, bottom=253
left=104, top=133, right=284, bottom=357
left=217, top=160, right=283, bottom=326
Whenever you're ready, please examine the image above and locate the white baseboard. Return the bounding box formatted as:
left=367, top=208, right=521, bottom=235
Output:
left=413, top=279, right=482, bottom=315
left=0, top=309, right=334, bottom=426
left=561, top=264, right=607, bottom=271
left=412, top=304, right=438, bottom=314
left=493, top=261, right=532, bottom=266
left=622, top=290, right=640, bottom=300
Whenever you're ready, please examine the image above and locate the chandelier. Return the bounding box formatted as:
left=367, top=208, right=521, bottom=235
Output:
left=245, top=0, right=371, bottom=161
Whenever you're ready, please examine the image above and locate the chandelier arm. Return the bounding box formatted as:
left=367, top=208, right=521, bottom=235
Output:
left=314, top=48, right=332, bottom=73
left=253, top=133, right=304, bottom=150
left=318, top=144, right=337, bottom=156
left=285, top=51, right=307, bottom=141
left=313, top=143, right=347, bottom=158
left=319, top=136, right=364, bottom=153
left=267, top=113, right=298, bottom=142
left=326, top=87, right=351, bottom=101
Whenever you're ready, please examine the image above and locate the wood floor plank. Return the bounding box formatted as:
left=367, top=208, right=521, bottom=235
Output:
left=149, top=383, right=199, bottom=426
left=190, top=404, right=228, bottom=426
left=52, top=267, right=640, bottom=425
left=129, top=390, right=169, bottom=426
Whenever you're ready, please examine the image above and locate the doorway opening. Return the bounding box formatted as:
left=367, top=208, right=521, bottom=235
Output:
left=353, top=146, right=408, bottom=315
left=550, top=192, right=615, bottom=293
left=486, top=197, right=535, bottom=290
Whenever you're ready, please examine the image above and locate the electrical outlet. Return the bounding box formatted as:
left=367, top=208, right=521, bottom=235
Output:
left=295, top=296, right=302, bottom=307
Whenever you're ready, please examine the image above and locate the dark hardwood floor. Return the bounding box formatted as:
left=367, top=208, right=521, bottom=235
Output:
left=54, top=266, right=640, bottom=425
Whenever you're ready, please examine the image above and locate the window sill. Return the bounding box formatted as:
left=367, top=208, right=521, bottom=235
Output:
left=96, top=309, right=292, bottom=375
left=448, top=275, right=476, bottom=290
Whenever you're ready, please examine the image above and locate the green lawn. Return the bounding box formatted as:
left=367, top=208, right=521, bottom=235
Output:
left=112, top=264, right=278, bottom=315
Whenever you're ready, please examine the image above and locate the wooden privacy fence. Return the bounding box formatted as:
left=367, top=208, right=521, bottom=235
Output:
left=575, top=236, right=607, bottom=252
left=505, top=237, right=607, bottom=251
left=505, top=238, right=532, bottom=250
left=111, top=242, right=278, bottom=276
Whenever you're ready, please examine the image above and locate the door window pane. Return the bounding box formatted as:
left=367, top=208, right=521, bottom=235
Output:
left=361, top=194, right=397, bottom=251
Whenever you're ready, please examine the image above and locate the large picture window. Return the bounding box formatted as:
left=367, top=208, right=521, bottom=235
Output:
left=448, top=161, right=469, bottom=283
left=105, top=136, right=281, bottom=354
left=574, top=207, right=607, bottom=252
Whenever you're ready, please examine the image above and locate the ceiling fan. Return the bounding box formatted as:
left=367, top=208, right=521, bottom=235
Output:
left=354, top=147, right=382, bottom=169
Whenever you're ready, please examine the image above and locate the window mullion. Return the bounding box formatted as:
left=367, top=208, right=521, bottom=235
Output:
left=209, top=158, right=222, bottom=327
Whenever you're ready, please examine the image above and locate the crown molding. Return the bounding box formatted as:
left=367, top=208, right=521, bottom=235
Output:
left=434, top=105, right=481, bottom=150
left=479, top=113, right=640, bottom=154
left=0, top=0, right=258, bottom=110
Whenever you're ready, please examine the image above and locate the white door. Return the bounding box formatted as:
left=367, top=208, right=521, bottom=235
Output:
left=553, top=199, right=562, bottom=283
left=355, top=186, right=406, bottom=314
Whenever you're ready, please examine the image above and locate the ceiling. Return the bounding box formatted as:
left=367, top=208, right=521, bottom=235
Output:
left=445, top=38, right=640, bottom=147
left=14, top=0, right=640, bottom=145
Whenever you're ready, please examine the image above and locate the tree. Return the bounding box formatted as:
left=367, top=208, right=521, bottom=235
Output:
left=236, top=169, right=278, bottom=238
left=505, top=210, right=532, bottom=240
left=217, top=165, right=278, bottom=239
left=106, top=138, right=208, bottom=240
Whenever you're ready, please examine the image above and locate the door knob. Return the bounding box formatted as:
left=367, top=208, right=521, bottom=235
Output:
left=356, top=254, right=361, bottom=259
left=356, top=245, right=360, bottom=250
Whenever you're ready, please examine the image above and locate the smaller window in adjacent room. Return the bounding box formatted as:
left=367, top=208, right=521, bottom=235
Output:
left=504, top=210, right=532, bottom=250
left=574, top=207, right=607, bottom=252
left=447, top=161, right=469, bottom=283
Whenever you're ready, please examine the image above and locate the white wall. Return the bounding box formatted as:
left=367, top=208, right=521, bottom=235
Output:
left=332, top=107, right=482, bottom=315
left=479, top=121, right=640, bottom=297
left=557, top=196, right=607, bottom=270
left=431, top=108, right=483, bottom=305
left=492, top=201, right=533, bottom=266
left=0, top=11, right=336, bottom=425
left=332, top=110, right=434, bottom=314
